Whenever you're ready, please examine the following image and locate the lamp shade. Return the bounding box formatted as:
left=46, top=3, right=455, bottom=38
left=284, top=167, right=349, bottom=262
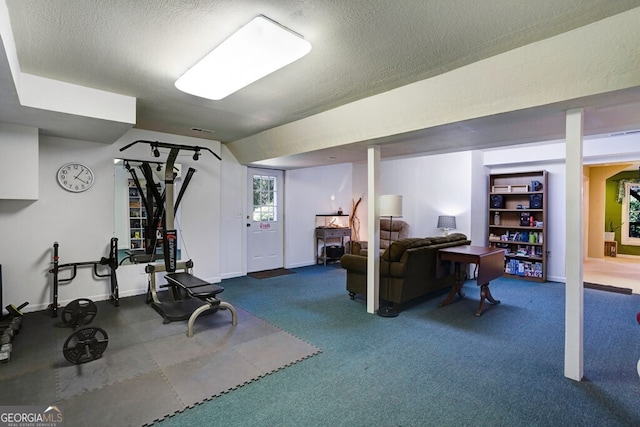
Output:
left=380, top=195, right=403, bottom=217
left=437, top=215, right=456, bottom=230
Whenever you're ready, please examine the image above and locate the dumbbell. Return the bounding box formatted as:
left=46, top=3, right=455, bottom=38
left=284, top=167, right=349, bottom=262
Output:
left=0, top=343, right=11, bottom=363
left=0, top=317, right=21, bottom=335
left=0, top=309, right=25, bottom=363
left=0, top=317, right=23, bottom=363
left=0, top=317, right=22, bottom=342
left=1, top=327, right=13, bottom=345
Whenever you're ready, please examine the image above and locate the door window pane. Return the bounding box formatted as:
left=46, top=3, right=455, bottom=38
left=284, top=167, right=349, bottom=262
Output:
left=252, top=175, right=277, bottom=221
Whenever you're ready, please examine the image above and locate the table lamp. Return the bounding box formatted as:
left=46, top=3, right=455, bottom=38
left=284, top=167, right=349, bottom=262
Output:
left=437, top=215, right=456, bottom=236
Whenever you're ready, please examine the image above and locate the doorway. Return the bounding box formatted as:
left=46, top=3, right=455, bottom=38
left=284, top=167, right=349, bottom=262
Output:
left=246, top=168, right=284, bottom=273
left=583, top=162, right=640, bottom=294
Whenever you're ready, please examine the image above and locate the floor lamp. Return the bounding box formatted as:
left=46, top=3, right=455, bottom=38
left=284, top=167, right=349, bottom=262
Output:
left=378, top=194, right=403, bottom=318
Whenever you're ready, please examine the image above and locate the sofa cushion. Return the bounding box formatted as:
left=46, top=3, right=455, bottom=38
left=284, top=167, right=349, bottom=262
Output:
left=428, top=233, right=467, bottom=245
left=382, top=238, right=432, bottom=262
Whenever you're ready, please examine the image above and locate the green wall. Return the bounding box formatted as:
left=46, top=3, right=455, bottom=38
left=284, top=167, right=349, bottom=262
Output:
left=605, top=171, right=640, bottom=256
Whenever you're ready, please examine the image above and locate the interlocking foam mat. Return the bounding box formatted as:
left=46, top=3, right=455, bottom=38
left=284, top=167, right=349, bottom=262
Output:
left=0, top=295, right=321, bottom=426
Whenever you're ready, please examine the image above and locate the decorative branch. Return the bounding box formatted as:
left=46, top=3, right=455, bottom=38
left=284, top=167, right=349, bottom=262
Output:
left=349, top=197, right=362, bottom=252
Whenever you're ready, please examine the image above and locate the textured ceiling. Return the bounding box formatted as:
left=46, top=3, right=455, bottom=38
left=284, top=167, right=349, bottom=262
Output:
left=3, top=0, right=640, bottom=167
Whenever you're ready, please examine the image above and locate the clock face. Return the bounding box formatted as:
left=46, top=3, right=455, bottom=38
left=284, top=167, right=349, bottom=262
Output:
left=57, top=163, right=95, bottom=192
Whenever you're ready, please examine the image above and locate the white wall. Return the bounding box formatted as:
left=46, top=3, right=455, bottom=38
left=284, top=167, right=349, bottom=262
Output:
left=1, top=134, right=116, bottom=311
left=469, top=150, right=489, bottom=245
left=0, top=125, right=221, bottom=313
left=285, top=163, right=353, bottom=268
left=0, top=123, right=38, bottom=199
left=353, top=151, right=475, bottom=243
left=220, top=144, right=245, bottom=279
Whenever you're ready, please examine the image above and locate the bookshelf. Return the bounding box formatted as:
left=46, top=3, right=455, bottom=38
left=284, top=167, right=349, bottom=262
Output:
left=488, top=171, right=547, bottom=282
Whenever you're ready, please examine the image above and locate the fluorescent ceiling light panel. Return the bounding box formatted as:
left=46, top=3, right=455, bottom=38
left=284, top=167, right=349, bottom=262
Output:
left=175, top=16, right=312, bottom=100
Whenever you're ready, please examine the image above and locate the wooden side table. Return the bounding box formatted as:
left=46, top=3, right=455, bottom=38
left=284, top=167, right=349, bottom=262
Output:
left=438, top=246, right=506, bottom=316
left=315, top=227, right=351, bottom=265
left=604, top=240, right=617, bottom=257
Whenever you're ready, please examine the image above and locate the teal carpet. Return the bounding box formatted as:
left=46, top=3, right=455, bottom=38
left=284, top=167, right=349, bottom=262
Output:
left=157, top=264, right=640, bottom=426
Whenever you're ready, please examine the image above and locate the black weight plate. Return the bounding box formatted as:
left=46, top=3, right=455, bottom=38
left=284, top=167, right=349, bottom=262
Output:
left=62, top=298, right=97, bottom=327
left=62, top=327, right=108, bottom=364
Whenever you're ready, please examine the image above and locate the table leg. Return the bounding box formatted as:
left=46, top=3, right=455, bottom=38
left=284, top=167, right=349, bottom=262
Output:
left=439, top=261, right=465, bottom=307
left=475, top=282, right=501, bottom=317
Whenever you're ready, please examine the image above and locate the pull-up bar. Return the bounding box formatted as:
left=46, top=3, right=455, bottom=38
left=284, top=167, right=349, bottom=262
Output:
left=119, top=140, right=222, bottom=161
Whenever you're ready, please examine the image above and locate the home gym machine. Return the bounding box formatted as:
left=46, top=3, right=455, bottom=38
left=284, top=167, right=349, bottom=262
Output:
left=119, top=159, right=196, bottom=265
left=119, top=140, right=237, bottom=337
left=48, top=239, right=118, bottom=364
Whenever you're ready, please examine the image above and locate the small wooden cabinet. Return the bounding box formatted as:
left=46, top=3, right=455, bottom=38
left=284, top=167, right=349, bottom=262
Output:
left=605, top=240, right=617, bottom=257
left=315, top=214, right=350, bottom=265
left=488, top=171, right=547, bottom=282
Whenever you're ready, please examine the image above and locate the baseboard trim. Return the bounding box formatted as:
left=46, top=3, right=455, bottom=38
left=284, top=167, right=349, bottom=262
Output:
left=584, top=282, right=633, bottom=294
left=613, top=253, right=640, bottom=259
left=221, top=271, right=245, bottom=280
left=286, top=261, right=316, bottom=269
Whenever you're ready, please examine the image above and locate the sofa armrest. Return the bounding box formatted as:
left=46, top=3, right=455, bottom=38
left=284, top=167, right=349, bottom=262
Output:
left=340, top=254, right=368, bottom=273
left=341, top=253, right=405, bottom=278
left=350, top=240, right=368, bottom=255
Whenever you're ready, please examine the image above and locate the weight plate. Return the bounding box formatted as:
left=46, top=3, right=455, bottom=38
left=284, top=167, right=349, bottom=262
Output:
left=62, top=327, right=108, bottom=364
left=62, top=298, right=97, bottom=327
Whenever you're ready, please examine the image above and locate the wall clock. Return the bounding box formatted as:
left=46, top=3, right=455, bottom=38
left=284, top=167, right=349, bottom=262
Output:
left=57, top=162, right=95, bottom=192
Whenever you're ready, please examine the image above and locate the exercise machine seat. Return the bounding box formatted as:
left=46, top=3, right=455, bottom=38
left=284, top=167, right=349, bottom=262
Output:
left=161, top=271, right=237, bottom=337
left=164, top=272, right=223, bottom=298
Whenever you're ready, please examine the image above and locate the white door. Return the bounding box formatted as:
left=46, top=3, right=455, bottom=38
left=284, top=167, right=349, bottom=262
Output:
left=247, top=168, right=284, bottom=272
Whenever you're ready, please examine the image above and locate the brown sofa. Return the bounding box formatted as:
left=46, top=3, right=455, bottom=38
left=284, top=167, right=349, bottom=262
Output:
left=340, top=233, right=471, bottom=310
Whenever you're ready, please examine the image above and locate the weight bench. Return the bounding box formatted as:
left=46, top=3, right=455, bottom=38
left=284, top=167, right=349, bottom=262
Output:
left=146, top=261, right=237, bottom=337
left=164, top=272, right=237, bottom=337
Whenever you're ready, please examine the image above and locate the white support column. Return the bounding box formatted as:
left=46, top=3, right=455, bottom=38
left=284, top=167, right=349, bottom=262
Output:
left=367, top=146, right=381, bottom=314
left=565, top=108, right=584, bottom=381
